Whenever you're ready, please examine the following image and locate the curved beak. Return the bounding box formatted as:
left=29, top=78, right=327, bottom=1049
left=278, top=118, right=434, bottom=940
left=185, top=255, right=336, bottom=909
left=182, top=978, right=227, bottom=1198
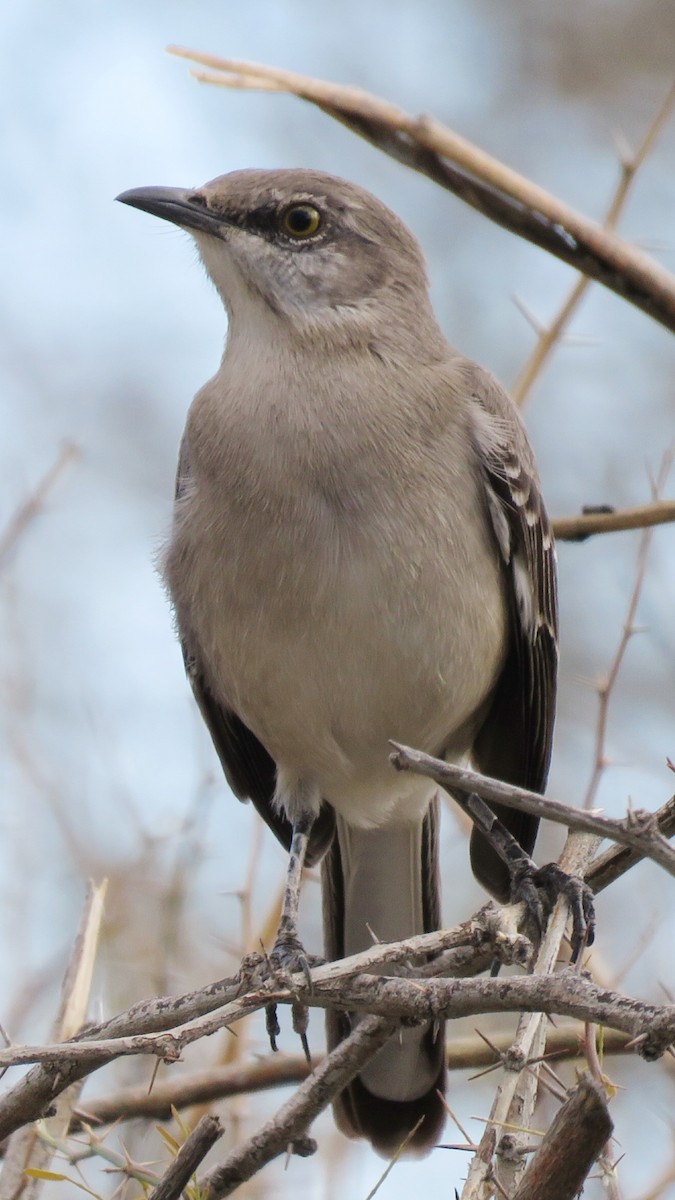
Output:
left=116, top=186, right=224, bottom=236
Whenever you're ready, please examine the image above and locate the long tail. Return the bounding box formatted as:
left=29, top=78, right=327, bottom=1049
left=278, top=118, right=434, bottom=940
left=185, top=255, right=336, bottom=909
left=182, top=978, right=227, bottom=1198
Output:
left=322, top=801, right=446, bottom=1156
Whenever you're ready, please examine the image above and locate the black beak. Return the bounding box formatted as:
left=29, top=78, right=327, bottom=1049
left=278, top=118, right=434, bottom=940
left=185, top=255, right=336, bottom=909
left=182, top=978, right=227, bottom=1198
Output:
left=116, top=186, right=224, bottom=236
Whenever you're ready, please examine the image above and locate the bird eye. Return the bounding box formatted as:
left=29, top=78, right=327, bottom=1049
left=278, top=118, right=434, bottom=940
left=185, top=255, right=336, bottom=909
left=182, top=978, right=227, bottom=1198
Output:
left=280, top=203, right=322, bottom=239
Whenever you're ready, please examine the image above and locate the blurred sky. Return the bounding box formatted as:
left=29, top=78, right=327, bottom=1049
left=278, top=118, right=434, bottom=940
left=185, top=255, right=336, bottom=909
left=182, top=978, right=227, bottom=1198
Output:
left=1, top=2, right=675, bottom=1197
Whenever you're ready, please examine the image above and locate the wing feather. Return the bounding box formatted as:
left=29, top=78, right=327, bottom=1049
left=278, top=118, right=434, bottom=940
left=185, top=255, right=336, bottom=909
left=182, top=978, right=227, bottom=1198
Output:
left=465, top=366, right=559, bottom=899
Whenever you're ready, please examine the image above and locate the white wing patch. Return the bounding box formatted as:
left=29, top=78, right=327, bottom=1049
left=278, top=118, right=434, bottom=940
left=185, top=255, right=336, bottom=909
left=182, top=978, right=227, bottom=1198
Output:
left=512, top=550, right=536, bottom=635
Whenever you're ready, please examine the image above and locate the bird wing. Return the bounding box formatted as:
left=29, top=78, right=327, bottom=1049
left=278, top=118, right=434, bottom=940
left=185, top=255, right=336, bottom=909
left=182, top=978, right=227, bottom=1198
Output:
left=172, top=437, right=335, bottom=868
left=466, top=363, right=559, bottom=899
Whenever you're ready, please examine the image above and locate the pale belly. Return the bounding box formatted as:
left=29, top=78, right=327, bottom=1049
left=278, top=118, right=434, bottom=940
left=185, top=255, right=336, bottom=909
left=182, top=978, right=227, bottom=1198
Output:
left=166, top=481, right=508, bottom=830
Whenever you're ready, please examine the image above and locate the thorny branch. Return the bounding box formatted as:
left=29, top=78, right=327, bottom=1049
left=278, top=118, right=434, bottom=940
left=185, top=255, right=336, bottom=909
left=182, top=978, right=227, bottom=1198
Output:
left=511, top=81, right=675, bottom=406
left=583, top=451, right=674, bottom=811
left=168, top=49, right=675, bottom=336
left=0, top=781, right=673, bottom=1157
left=149, top=1114, right=223, bottom=1200
left=71, top=1023, right=633, bottom=1127
left=0, top=934, right=673, bottom=1129
left=391, top=746, right=675, bottom=878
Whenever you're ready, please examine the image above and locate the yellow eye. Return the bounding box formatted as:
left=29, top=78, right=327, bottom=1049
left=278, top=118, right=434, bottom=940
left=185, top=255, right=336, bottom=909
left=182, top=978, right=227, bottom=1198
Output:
left=280, top=203, right=322, bottom=239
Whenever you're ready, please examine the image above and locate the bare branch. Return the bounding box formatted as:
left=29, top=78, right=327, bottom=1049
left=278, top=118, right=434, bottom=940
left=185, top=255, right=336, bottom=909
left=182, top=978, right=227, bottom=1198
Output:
left=197, top=1016, right=397, bottom=1199
left=2, top=971, right=673, bottom=1077
left=74, top=1025, right=633, bottom=1128
left=0, top=881, right=106, bottom=1200
left=511, top=82, right=675, bottom=405
left=553, top=499, right=675, bottom=541
left=510, top=1075, right=613, bottom=1200
left=149, top=1114, right=223, bottom=1200
left=74, top=1054, right=317, bottom=1125
left=582, top=452, right=673, bottom=811
left=0, top=915, right=495, bottom=1140
left=587, top=794, right=675, bottom=893
left=461, top=828, right=601, bottom=1197
left=168, top=49, right=675, bottom=336
left=391, top=745, right=675, bottom=878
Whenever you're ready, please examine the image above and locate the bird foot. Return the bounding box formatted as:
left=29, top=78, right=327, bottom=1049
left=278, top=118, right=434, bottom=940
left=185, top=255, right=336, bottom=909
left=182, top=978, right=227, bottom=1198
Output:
left=264, top=922, right=323, bottom=1062
left=510, top=860, right=595, bottom=962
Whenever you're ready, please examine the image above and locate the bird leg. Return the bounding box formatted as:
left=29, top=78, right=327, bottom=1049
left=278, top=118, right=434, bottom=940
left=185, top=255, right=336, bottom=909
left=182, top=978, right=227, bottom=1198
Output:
left=271, top=811, right=315, bottom=980
left=266, top=811, right=319, bottom=1060
left=457, top=790, right=595, bottom=963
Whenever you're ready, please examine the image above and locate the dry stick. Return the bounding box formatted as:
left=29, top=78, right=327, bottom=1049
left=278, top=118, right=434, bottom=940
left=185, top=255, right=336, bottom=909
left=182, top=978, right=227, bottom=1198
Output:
left=4, top=935, right=674, bottom=1139
left=72, top=1025, right=633, bottom=1128
left=148, top=1114, right=223, bottom=1200
left=0, top=442, right=79, bottom=572
left=510, top=1076, right=613, bottom=1200
left=583, top=453, right=673, bottom=812
left=1, top=782, right=671, bottom=1140
left=552, top=499, right=675, bottom=541
left=466, top=825, right=595, bottom=1200
left=74, top=1055, right=318, bottom=1126
left=0, top=882, right=107, bottom=1200
left=168, top=49, right=675, bottom=336
left=8, top=972, right=671, bottom=1073
left=391, top=746, right=675, bottom=878
left=462, top=828, right=601, bottom=1198
left=70, top=788, right=674, bottom=1129
left=1, top=780, right=672, bottom=1137
left=588, top=794, right=675, bottom=893
left=197, top=1016, right=398, bottom=1200
left=0, top=918, right=491, bottom=1139
left=511, top=81, right=675, bottom=407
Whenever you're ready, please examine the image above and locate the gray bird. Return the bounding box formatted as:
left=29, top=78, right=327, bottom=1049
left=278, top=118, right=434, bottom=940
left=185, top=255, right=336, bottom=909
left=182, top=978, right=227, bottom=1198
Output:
left=117, top=170, right=557, bottom=1156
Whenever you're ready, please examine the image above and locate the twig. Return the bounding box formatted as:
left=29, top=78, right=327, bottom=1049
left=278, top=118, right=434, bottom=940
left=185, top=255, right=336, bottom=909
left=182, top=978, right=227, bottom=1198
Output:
left=461, top=828, right=601, bottom=1196
left=168, top=49, right=675, bottom=335
left=511, top=82, right=675, bottom=405
left=552, top=499, right=675, bottom=541
left=510, top=1075, right=613, bottom=1200
left=390, top=745, right=675, bottom=878
left=587, top=794, right=675, bottom=892
left=0, top=913, right=496, bottom=1141
left=73, top=1054, right=317, bottom=1125
left=72, top=1025, right=632, bottom=1127
left=0, top=881, right=106, bottom=1200
left=32, top=1121, right=162, bottom=1191
left=583, top=452, right=673, bottom=810
left=2, top=973, right=673, bottom=1075
left=149, top=1114, right=223, bottom=1200
left=0, top=441, right=79, bottom=572
left=197, top=1016, right=397, bottom=1199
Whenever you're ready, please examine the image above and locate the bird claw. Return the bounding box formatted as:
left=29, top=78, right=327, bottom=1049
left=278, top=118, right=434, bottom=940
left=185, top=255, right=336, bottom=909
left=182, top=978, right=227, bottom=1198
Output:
left=264, top=926, right=323, bottom=1058
left=511, top=860, right=595, bottom=961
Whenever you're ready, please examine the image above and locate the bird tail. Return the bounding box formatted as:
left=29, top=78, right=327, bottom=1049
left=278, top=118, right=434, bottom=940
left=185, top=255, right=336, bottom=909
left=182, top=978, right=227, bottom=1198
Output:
left=322, top=801, right=446, bottom=1156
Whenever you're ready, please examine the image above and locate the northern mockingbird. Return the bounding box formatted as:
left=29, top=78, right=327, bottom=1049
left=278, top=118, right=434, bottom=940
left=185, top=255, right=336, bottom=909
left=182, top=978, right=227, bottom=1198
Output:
left=117, top=170, right=558, bottom=1156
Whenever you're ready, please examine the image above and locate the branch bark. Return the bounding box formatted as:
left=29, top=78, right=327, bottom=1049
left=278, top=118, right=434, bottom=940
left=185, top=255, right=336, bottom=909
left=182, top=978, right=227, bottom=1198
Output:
left=510, top=1075, right=613, bottom=1200
left=198, top=1016, right=397, bottom=1199
left=391, top=745, right=675, bottom=878
left=71, top=1023, right=632, bottom=1127
left=168, top=50, right=675, bottom=336
left=149, top=1114, right=223, bottom=1200
left=553, top=499, right=675, bottom=541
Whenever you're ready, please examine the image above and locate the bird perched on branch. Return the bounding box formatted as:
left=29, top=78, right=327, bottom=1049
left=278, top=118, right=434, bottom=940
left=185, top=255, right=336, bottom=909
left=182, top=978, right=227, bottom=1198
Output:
left=117, top=169, right=559, bottom=1156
